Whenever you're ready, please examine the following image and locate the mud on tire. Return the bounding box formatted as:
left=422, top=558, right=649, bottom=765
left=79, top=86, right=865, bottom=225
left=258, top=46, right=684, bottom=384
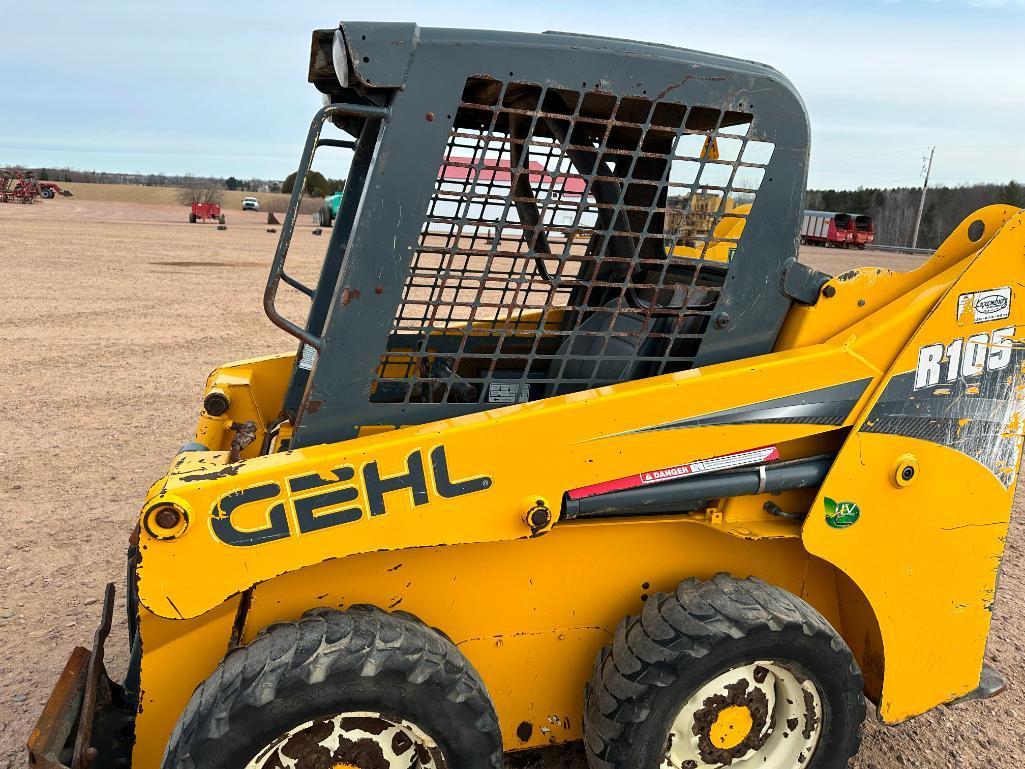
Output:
left=161, top=605, right=503, bottom=769
left=583, top=573, right=865, bottom=769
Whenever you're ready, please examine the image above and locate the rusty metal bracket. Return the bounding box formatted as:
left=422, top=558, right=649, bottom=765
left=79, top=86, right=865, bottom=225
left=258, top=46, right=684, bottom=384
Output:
left=28, top=648, right=90, bottom=769
left=28, top=583, right=115, bottom=769
left=228, top=420, right=258, bottom=463
left=72, top=583, right=115, bottom=769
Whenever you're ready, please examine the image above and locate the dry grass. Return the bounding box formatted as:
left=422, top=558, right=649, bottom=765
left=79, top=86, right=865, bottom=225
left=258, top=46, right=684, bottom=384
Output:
left=60, top=182, right=321, bottom=213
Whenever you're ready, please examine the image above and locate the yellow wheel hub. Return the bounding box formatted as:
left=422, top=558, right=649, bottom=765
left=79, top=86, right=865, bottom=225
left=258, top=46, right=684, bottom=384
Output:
left=708, top=704, right=754, bottom=751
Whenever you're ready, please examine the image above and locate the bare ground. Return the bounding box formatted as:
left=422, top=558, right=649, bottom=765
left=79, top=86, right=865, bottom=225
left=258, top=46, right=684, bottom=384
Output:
left=0, top=198, right=1021, bottom=769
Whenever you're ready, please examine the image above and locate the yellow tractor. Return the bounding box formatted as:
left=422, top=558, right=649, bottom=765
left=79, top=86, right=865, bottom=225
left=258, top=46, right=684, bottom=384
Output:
left=30, top=21, right=1023, bottom=769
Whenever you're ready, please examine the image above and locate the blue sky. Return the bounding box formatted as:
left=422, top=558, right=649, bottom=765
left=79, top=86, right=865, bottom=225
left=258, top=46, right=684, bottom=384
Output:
left=2, top=1, right=1023, bottom=189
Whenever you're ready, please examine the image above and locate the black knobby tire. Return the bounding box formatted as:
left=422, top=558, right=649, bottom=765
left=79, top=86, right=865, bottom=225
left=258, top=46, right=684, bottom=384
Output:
left=188, top=213, right=197, bottom=224
left=583, top=574, right=865, bottom=769
left=40, top=187, right=54, bottom=199
left=162, top=606, right=503, bottom=769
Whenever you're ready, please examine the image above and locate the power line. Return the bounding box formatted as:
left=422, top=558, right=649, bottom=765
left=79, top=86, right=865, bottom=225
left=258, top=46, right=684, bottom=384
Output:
left=811, top=148, right=922, bottom=167
left=933, top=144, right=1025, bottom=150
left=808, top=176, right=926, bottom=185
left=811, top=143, right=1025, bottom=169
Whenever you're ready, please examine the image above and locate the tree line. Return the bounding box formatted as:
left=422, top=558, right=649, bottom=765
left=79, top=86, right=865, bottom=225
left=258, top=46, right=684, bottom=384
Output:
left=15, top=165, right=346, bottom=198
left=805, top=182, right=1025, bottom=250
left=15, top=166, right=283, bottom=194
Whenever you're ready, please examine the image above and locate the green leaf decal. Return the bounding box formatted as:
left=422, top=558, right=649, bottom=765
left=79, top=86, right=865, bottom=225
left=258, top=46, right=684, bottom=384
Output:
left=825, top=498, right=860, bottom=529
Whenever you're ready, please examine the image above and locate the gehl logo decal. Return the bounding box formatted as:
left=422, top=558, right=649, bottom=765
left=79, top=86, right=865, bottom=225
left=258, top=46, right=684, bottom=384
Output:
left=210, top=446, right=491, bottom=547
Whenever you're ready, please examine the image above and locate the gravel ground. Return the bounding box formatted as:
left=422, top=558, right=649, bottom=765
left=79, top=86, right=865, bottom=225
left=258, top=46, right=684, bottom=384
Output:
left=0, top=199, right=1020, bottom=768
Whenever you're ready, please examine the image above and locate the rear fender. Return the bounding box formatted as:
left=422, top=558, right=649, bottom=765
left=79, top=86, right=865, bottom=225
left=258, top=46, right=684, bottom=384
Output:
left=805, top=208, right=1025, bottom=721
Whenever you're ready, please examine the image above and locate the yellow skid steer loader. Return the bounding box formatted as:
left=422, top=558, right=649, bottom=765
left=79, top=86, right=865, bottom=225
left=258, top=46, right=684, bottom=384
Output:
left=30, top=21, right=1024, bottom=769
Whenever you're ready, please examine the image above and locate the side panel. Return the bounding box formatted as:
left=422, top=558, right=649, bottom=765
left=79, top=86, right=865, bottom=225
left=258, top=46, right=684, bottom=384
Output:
left=138, top=341, right=879, bottom=621
left=804, top=211, right=1025, bottom=721
left=132, top=599, right=241, bottom=769
left=133, top=521, right=840, bottom=757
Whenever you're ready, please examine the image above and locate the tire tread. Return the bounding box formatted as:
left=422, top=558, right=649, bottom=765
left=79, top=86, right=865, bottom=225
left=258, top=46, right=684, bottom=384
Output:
left=162, top=607, right=502, bottom=769
left=583, top=573, right=865, bottom=768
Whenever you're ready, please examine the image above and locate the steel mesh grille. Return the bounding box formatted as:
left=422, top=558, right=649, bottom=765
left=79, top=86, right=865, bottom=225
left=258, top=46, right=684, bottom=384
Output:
left=372, top=77, right=773, bottom=406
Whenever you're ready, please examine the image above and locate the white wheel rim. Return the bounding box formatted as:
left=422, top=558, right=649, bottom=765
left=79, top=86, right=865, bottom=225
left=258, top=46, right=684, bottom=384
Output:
left=662, top=660, right=823, bottom=769
left=245, top=710, right=447, bottom=769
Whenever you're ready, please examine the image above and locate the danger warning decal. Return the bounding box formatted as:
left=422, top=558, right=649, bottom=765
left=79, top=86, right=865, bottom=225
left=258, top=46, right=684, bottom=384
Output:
left=567, top=446, right=780, bottom=500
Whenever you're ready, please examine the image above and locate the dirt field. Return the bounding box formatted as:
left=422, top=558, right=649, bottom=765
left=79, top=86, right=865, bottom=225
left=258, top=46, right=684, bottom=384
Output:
left=1, top=198, right=1021, bottom=769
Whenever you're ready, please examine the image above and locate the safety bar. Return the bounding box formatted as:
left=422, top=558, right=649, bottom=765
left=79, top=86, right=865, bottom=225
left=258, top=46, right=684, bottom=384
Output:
left=264, top=102, right=389, bottom=350
left=280, top=272, right=315, bottom=298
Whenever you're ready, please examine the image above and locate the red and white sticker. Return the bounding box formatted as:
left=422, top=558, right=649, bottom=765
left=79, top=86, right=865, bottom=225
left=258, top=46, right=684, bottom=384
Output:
left=567, top=445, right=780, bottom=500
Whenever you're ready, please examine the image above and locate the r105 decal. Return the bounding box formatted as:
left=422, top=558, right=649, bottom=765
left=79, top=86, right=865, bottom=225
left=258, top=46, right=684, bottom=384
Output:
left=914, top=327, right=1015, bottom=390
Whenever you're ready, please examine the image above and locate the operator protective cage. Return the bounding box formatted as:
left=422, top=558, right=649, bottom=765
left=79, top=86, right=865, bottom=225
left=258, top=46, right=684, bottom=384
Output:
left=266, top=22, right=821, bottom=447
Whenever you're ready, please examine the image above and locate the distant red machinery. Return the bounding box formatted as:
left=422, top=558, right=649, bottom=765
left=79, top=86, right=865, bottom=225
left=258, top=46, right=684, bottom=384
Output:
left=0, top=169, right=37, bottom=203
left=852, top=214, right=875, bottom=248
left=0, top=170, right=72, bottom=203
left=189, top=202, right=226, bottom=224
left=37, top=181, right=72, bottom=199
left=800, top=210, right=874, bottom=249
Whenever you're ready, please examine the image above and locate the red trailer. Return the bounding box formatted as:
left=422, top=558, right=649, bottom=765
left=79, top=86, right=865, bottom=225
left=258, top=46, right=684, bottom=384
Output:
left=189, top=202, right=226, bottom=224
left=852, top=214, right=875, bottom=249
left=800, top=210, right=855, bottom=247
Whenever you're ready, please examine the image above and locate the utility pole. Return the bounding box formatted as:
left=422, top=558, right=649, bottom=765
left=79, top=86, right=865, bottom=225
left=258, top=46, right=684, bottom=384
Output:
left=910, top=146, right=935, bottom=249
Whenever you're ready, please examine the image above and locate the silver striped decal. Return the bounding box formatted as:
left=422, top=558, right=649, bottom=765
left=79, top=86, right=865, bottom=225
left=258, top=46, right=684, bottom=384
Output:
left=602, top=378, right=873, bottom=438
